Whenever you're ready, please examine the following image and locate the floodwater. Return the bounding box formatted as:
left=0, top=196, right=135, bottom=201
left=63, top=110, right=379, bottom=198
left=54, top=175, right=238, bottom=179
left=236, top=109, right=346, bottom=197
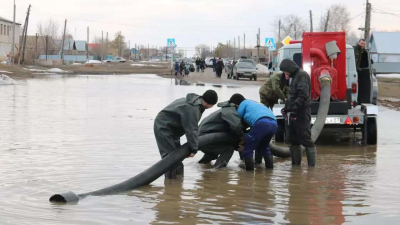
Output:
left=0, top=74, right=399, bottom=224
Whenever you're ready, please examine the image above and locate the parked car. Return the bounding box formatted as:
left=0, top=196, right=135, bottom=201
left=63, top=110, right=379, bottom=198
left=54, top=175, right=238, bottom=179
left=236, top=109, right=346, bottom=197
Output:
left=232, top=62, right=258, bottom=81
left=106, top=57, right=126, bottom=63
left=237, top=58, right=254, bottom=65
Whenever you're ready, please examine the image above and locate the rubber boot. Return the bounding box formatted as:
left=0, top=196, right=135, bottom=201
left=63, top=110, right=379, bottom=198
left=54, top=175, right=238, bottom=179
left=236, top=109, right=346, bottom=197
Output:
left=214, top=160, right=227, bottom=169
left=176, top=162, right=184, bottom=175
left=164, top=168, right=177, bottom=179
left=254, top=150, right=263, bottom=164
left=290, top=145, right=302, bottom=166
left=244, top=157, right=254, bottom=171
left=264, top=155, right=274, bottom=169
left=305, top=146, right=317, bottom=167
left=198, top=154, right=215, bottom=164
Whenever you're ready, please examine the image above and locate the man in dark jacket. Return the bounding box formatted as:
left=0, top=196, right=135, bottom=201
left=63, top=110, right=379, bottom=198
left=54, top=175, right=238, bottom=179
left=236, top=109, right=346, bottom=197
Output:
left=179, top=61, right=185, bottom=75
left=154, top=90, right=218, bottom=179
left=259, top=71, right=290, bottom=109
left=280, top=59, right=316, bottom=167
left=216, top=58, right=224, bottom=78
left=198, top=99, right=243, bottom=168
left=195, top=58, right=201, bottom=72
left=354, top=39, right=371, bottom=103
left=211, top=57, right=217, bottom=72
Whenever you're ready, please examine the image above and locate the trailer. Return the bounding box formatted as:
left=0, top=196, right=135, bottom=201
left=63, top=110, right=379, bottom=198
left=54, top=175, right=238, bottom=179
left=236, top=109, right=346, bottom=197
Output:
left=272, top=32, right=378, bottom=145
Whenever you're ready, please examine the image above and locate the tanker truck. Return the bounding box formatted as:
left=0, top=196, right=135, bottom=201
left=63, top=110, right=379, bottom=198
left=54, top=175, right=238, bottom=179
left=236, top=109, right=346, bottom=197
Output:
left=272, top=32, right=378, bottom=145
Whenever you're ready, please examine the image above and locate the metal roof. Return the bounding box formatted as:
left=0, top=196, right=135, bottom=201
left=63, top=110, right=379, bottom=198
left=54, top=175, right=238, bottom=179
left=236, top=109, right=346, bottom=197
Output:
left=370, top=32, right=400, bottom=54
left=0, top=16, right=21, bottom=25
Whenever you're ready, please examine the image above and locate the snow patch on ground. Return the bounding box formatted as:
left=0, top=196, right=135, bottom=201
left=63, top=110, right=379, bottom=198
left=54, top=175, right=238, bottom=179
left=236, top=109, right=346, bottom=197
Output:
left=24, top=68, right=70, bottom=73
left=377, top=74, right=400, bottom=79
left=256, top=64, right=270, bottom=74
left=131, top=64, right=146, bottom=67
left=0, top=74, right=19, bottom=85
left=72, top=63, right=82, bottom=65
left=0, top=61, right=7, bottom=64
left=0, top=70, right=12, bottom=74
left=380, top=97, right=400, bottom=102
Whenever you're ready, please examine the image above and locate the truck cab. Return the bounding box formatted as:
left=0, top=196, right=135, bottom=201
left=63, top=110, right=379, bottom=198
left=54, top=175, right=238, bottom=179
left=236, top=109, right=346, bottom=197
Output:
left=273, top=39, right=378, bottom=145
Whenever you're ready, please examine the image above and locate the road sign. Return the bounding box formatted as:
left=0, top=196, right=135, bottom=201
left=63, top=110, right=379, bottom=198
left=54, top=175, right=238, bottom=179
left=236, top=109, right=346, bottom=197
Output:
left=265, top=38, right=275, bottom=47
left=268, top=43, right=276, bottom=51
left=167, top=38, right=176, bottom=47
left=282, top=36, right=292, bottom=46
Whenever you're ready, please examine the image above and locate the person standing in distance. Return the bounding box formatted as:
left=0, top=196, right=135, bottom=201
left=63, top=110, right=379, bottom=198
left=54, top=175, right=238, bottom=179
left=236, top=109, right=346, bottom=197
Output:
left=280, top=59, right=316, bottom=167
left=154, top=90, right=218, bottom=179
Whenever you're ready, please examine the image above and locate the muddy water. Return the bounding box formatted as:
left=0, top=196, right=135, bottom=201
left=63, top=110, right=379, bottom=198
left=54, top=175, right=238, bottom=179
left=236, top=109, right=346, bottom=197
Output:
left=0, top=74, right=399, bottom=224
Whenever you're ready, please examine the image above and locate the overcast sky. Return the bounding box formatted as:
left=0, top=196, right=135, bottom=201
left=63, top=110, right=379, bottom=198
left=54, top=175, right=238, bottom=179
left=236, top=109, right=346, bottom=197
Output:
left=2, top=0, right=400, bottom=55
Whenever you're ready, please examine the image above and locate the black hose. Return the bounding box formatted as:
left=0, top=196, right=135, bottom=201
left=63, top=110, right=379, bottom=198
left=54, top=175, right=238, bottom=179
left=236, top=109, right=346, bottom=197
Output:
left=49, top=132, right=237, bottom=204
left=269, top=77, right=332, bottom=158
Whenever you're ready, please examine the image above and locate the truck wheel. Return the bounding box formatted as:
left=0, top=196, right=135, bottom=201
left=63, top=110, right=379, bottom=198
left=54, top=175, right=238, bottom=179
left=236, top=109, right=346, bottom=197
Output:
left=366, top=117, right=378, bottom=145
left=254, top=75, right=257, bottom=81
left=236, top=74, right=240, bottom=80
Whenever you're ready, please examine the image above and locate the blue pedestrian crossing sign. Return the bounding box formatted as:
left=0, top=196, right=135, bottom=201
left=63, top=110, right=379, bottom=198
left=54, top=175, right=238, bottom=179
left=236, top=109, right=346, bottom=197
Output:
left=265, top=38, right=276, bottom=51
left=268, top=43, right=276, bottom=51
left=167, top=38, right=176, bottom=47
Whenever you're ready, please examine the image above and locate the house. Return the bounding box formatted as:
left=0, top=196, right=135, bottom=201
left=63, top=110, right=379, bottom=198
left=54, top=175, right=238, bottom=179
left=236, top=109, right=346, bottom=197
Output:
left=369, top=32, right=400, bottom=73
left=0, top=16, right=22, bottom=61
left=251, top=46, right=271, bottom=63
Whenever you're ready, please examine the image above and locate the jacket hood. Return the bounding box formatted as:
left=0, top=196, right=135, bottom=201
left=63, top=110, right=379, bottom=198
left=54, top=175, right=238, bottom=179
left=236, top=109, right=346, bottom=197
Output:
left=279, top=59, right=300, bottom=77
left=217, top=101, right=235, bottom=108
left=186, top=93, right=202, bottom=106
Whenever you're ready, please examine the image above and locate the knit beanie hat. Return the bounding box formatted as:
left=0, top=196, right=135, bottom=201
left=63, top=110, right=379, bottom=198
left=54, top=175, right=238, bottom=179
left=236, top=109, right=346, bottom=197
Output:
left=229, top=93, right=245, bottom=106
left=202, top=90, right=218, bottom=105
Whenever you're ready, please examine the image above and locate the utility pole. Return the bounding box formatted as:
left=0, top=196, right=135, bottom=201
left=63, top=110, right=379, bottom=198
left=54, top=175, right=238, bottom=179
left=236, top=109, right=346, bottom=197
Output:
left=61, top=19, right=67, bottom=63
left=87, top=27, right=89, bottom=61
left=234, top=38, right=236, bottom=59
left=364, top=0, right=372, bottom=49
left=129, top=40, right=131, bottom=60
left=257, top=28, right=260, bottom=63
left=278, top=20, right=281, bottom=45
left=238, top=36, right=240, bottom=57
left=101, top=31, right=104, bottom=62
left=244, top=33, right=246, bottom=57
left=228, top=40, right=230, bottom=58
left=324, top=10, right=330, bottom=32
left=21, top=4, right=31, bottom=65
left=45, top=35, right=48, bottom=60
left=106, top=32, right=108, bottom=61
left=294, top=23, right=297, bottom=40
left=35, top=33, right=38, bottom=64
left=18, top=23, right=25, bottom=65
left=309, top=10, right=313, bottom=32
left=12, top=1, right=16, bottom=66
left=148, top=44, right=149, bottom=60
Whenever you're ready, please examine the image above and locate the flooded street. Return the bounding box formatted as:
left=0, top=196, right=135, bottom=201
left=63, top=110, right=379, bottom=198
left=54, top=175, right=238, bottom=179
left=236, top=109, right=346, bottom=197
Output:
left=0, top=74, right=399, bottom=224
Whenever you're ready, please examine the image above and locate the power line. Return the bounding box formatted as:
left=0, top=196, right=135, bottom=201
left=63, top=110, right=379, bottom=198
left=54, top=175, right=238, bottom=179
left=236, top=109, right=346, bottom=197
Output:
left=372, top=9, right=400, bottom=18
left=349, top=12, right=365, bottom=20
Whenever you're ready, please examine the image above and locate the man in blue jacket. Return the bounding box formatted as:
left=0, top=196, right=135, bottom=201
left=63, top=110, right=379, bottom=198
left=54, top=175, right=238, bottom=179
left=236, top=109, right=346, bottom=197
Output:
left=229, top=94, right=277, bottom=171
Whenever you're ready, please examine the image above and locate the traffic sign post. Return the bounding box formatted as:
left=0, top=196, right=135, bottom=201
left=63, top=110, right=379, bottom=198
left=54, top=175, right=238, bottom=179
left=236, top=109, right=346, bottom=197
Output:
left=167, top=38, right=176, bottom=69
left=265, top=38, right=276, bottom=64
left=282, top=36, right=292, bottom=46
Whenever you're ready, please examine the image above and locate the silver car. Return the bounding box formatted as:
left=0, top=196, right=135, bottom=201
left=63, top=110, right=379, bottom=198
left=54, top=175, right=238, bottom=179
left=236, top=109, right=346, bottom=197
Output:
left=233, top=62, right=257, bottom=81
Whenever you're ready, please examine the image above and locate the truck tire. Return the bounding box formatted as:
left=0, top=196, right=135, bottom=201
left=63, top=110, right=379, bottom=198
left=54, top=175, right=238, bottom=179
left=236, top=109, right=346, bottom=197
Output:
left=236, top=74, right=240, bottom=80
left=254, top=75, right=257, bottom=81
left=366, top=117, right=378, bottom=145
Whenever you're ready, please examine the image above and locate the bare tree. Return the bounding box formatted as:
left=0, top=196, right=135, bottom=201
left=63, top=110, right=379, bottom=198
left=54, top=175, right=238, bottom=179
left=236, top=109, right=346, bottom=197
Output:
left=89, top=36, right=104, bottom=59
left=37, top=19, right=60, bottom=40
left=273, top=15, right=307, bottom=41
left=318, top=5, right=350, bottom=32
left=195, top=44, right=211, bottom=58
left=112, top=31, right=126, bottom=56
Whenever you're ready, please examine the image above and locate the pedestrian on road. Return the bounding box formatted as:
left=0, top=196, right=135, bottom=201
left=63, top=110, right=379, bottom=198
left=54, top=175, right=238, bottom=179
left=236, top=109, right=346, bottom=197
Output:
left=198, top=97, right=243, bottom=168
left=154, top=90, right=218, bottom=179
left=229, top=94, right=277, bottom=171
left=174, top=61, right=180, bottom=76
left=180, top=60, right=185, bottom=75
left=200, top=58, right=206, bottom=72
left=280, top=59, right=316, bottom=167
left=211, top=57, right=217, bottom=73
left=195, top=57, right=201, bottom=72
left=216, top=58, right=224, bottom=79
left=354, top=39, right=371, bottom=103
left=259, top=71, right=290, bottom=109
